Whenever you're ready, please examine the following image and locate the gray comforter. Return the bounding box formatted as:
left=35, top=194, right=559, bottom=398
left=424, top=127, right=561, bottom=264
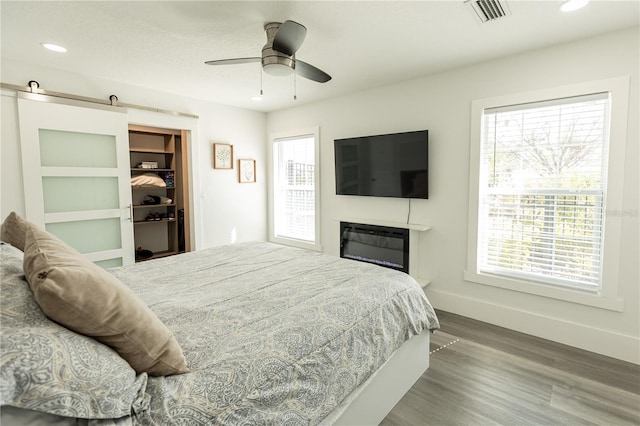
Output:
left=2, top=241, right=439, bottom=425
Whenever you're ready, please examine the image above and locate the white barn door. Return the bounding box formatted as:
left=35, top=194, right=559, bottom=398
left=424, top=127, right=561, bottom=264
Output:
left=18, top=93, right=134, bottom=267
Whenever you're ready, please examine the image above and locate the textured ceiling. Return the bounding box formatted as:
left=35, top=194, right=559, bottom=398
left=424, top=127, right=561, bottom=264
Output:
left=1, top=1, right=638, bottom=112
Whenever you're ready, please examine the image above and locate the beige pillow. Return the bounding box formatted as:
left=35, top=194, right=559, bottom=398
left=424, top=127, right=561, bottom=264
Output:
left=131, top=173, right=166, bottom=188
left=22, top=225, right=188, bottom=376
left=1, top=211, right=30, bottom=251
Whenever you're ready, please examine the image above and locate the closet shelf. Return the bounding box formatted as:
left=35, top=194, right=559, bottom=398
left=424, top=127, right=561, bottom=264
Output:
left=131, top=168, right=174, bottom=172
left=129, top=149, right=174, bottom=154
left=137, top=250, right=180, bottom=262
left=133, top=204, right=176, bottom=209
left=131, top=186, right=175, bottom=190
left=133, top=218, right=177, bottom=225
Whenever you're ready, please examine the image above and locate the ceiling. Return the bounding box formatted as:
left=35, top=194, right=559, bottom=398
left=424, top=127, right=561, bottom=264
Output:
left=1, top=1, right=638, bottom=113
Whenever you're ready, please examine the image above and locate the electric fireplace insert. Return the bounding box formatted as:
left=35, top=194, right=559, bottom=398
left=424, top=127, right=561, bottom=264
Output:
left=339, top=221, right=409, bottom=273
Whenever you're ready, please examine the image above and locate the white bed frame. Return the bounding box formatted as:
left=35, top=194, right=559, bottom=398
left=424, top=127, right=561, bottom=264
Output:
left=325, top=330, right=431, bottom=425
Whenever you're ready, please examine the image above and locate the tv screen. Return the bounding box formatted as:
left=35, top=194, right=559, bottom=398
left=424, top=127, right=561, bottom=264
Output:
left=334, top=130, right=428, bottom=199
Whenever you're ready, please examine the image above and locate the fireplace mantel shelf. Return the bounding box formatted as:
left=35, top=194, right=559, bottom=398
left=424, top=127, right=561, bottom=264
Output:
left=336, top=217, right=431, bottom=232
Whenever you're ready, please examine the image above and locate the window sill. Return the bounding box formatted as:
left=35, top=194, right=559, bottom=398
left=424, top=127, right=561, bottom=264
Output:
left=270, top=235, right=322, bottom=252
left=463, top=270, right=624, bottom=312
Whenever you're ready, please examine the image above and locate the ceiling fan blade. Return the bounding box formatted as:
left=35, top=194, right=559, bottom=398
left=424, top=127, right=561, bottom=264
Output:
left=205, top=57, right=261, bottom=66
left=273, top=20, right=307, bottom=56
left=295, top=60, right=332, bottom=83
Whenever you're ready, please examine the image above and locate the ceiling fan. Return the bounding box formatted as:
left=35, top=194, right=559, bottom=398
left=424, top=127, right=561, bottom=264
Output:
left=205, top=20, right=331, bottom=83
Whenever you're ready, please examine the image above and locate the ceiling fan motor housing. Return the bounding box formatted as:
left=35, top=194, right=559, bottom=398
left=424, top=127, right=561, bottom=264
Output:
left=262, top=22, right=295, bottom=76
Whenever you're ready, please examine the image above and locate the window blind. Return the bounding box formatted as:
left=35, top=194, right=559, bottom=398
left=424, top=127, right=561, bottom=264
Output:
left=273, top=136, right=316, bottom=243
left=478, top=92, right=609, bottom=289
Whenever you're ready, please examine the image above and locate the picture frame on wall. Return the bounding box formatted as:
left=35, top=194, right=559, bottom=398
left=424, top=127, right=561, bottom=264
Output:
left=238, top=159, right=256, bottom=183
left=213, top=143, right=233, bottom=169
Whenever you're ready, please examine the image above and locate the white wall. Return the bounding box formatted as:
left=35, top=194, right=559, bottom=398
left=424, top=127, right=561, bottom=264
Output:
left=266, top=27, right=640, bottom=363
left=1, top=60, right=267, bottom=250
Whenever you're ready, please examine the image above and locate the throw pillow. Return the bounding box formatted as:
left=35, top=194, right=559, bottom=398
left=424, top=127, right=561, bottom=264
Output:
left=1, top=211, right=30, bottom=251
left=22, top=224, right=189, bottom=376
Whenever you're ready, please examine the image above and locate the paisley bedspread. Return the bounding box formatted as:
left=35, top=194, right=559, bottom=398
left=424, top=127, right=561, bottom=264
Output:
left=2, top=241, right=439, bottom=425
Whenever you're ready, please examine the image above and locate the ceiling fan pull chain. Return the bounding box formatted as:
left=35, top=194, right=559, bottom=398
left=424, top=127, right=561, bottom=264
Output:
left=293, top=69, right=297, bottom=101
left=260, top=66, right=264, bottom=96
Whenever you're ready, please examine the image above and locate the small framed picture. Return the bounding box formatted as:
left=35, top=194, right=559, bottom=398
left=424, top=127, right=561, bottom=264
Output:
left=238, top=159, right=256, bottom=183
left=213, top=143, right=233, bottom=169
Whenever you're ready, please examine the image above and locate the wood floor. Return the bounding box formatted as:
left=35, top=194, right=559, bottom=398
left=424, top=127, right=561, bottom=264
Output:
left=380, top=310, right=640, bottom=426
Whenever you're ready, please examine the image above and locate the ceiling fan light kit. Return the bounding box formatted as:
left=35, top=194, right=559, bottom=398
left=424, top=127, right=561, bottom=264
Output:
left=205, top=20, right=331, bottom=86
left=262, top=53, right=295, bottom=76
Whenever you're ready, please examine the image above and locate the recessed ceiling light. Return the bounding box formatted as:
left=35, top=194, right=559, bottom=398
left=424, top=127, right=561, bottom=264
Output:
left=42, top=43, right=67, bottom=53
left=560, top=0, right=589, bottom=12
left=251, top=96, right=263, bottom=102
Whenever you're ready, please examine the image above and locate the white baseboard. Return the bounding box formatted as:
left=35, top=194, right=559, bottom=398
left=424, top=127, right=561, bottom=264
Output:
left=427, top=289, right=640, bottom=365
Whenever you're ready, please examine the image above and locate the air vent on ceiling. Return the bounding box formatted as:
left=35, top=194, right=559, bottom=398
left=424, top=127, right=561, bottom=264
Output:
left=465, top=0, right=511, bottom=23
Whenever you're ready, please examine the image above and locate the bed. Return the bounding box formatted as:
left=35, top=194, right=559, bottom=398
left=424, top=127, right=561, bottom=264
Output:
left=0, top=212, right=439, bottom=425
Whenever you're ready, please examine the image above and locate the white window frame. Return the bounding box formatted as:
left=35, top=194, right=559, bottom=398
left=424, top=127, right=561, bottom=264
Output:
left=465, top=77, right=629, bottom=312
left=268, top=127, right=321, bottom=251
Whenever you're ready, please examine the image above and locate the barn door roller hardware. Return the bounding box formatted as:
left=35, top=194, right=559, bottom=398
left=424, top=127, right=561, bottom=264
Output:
left=0, top=80, right=198, bottom=118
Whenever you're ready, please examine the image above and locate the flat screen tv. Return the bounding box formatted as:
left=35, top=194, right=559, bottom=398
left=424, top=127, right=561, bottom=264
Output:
left=334, top=130, right=428, bottom=199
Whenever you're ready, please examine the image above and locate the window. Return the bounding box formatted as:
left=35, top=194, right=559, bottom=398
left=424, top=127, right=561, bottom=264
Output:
left=269, top=128, right=320, bottom=250
left=480, top=93, right=608, bottom=289
left=466, top=78, right=629, bottom=311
